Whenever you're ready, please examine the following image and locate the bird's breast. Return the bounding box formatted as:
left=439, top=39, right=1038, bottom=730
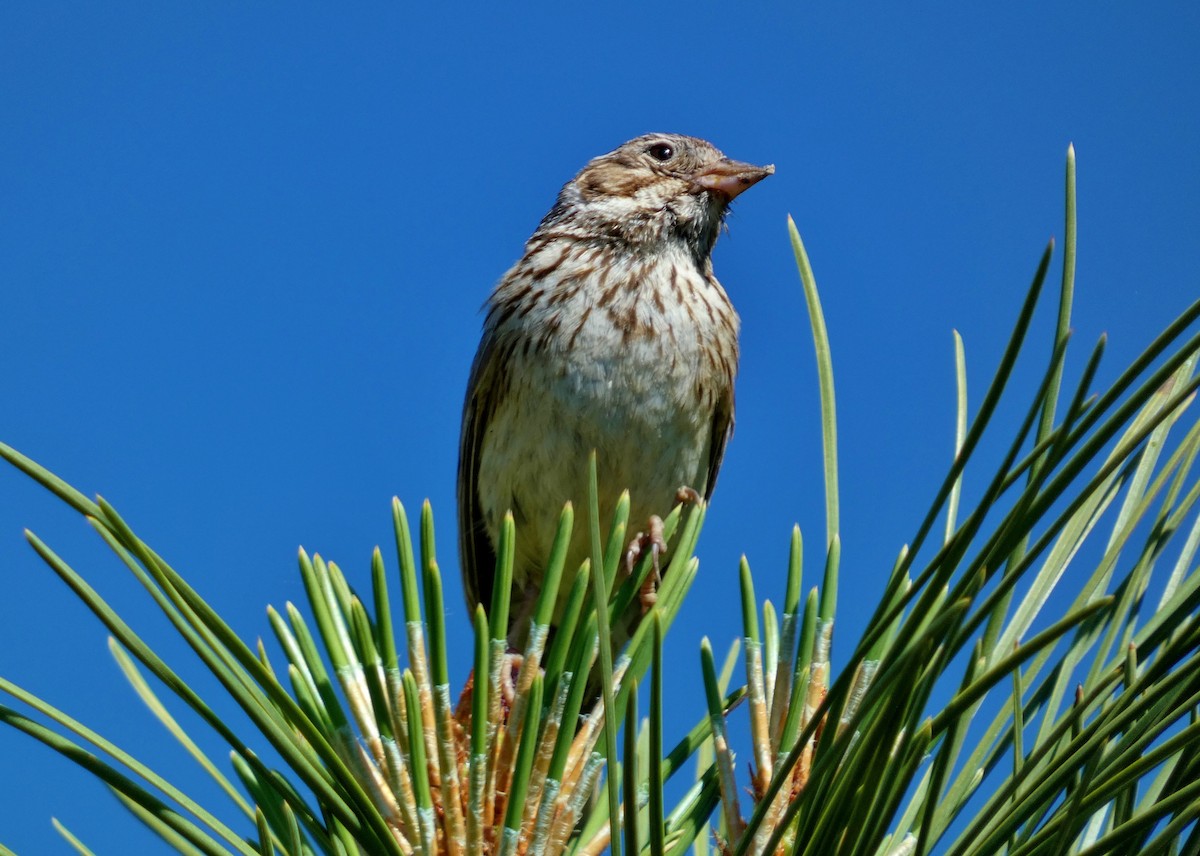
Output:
left=477, top=244, right=738, bottom=585
left=511, top=244, right=738, bottom=411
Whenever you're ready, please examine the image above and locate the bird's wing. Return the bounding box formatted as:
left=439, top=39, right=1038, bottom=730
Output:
left=704, top=382, right=735, bottom=502
left=457, top=328, right=506, bottom=615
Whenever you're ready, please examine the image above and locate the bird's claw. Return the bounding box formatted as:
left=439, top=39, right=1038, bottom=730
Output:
left=626, top=515, right=667, bottom=612
left=500, top=652, right=523, bottom=708
left=675, top=485, right=703, bottom=506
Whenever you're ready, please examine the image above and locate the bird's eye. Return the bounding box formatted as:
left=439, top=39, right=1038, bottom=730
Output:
left=647, top=143, right=674, bottom=162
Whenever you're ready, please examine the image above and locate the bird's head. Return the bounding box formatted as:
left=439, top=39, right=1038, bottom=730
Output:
left=539, top=134, right=774, bottom=261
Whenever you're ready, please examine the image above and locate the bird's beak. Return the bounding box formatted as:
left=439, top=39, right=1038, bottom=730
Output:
left=693, top=159, right=775, bottom=200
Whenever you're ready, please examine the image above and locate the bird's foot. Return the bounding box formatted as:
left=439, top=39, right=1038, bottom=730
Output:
left=675, top=485, right=703, bottom=506
left=454, top=652, right=524, bottom=723
left=626, top=515, right=667, bottom=613
left=500, top=651, right=523, bottom=708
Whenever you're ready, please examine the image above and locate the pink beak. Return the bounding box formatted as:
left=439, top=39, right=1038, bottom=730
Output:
left=694, top=159, right=775, bottom=199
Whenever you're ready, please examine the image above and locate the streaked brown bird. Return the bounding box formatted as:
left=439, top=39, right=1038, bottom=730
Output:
left=458, top=133, right=773, bottom=645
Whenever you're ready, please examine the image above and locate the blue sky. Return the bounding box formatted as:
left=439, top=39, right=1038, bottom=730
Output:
left=1, top=4, right=1198, bottom=852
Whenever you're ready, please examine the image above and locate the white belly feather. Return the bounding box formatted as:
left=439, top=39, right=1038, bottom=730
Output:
left=476, top=245, right=737, bottom=590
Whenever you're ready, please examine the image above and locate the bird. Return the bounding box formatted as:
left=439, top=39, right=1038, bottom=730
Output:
left=458, top=133, right=773, bottom=648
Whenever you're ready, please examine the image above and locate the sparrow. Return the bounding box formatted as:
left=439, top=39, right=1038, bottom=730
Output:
left=458, top=133, right=772, bottom=646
